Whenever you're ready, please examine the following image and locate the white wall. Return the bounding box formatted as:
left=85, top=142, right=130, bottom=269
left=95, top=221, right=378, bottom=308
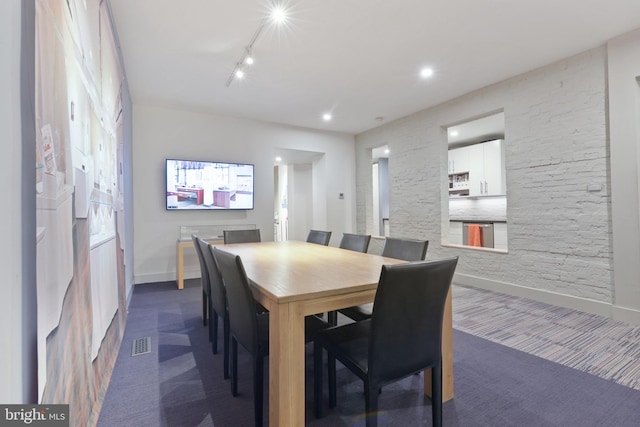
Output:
left=289, top=163, right=313, bottom=242
left=0, top=0, right=24, bottom=402
left=1, top=0, right=37, bottom=403
left=608, top=28, right=640, bottom=322
left=356, top=45, right=640, bottom=323
left=132, top=104, right=356, bottom=283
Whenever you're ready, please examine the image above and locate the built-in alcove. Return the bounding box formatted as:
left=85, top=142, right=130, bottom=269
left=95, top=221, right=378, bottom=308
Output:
left=372, top=145, right=390, bottom=237
left=444, top=112, right=508, bottom=251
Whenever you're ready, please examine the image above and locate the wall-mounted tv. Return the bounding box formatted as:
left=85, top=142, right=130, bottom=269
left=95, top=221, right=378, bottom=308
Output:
left=166, top=159, right=254, bottom=210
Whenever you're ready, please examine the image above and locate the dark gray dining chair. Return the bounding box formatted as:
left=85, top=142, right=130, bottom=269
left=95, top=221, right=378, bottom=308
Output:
left=212, top=247, right=330, bottom=427
left=381, top=236, right=429, bottom=261
left=199, top=239, right=231, bottom=378
left=192, top=234, right=212, bottom=332
left=223, top=229, right=261, bottom=244
left=306, top=229, right=332, bottom=246
left=339, top=237, right=429, bottom=322
left=339, top=233, right=371, bottom=253
left=212, top=247, right=269, bottom=427
left=314, top=257, right=458, bottom=427
left=327, top=233, right=373, bottom=324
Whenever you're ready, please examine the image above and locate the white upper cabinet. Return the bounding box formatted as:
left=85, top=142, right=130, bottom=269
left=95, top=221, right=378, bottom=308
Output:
left=448, top=146, right=470, bottom=174
left=449, top=139, right=505, bottom=197
left=480, top=139, right=505, bottom=196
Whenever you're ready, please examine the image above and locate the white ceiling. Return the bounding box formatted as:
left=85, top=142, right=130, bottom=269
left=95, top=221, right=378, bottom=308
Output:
left=109, top=0, right=640, bottom=135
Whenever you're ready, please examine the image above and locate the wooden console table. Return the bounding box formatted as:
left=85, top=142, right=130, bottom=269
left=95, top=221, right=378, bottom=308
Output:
left=176, top=237, right=223, bottom=289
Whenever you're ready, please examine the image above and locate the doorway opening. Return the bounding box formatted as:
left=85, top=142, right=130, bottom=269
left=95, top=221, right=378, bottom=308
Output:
left=372, top=145, right=390, bottom=237
left=273, top=148, right=324, bottom=242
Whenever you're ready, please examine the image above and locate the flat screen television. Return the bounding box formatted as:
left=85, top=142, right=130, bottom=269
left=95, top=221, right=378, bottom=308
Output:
left=166, top=159, right=254, bottom=210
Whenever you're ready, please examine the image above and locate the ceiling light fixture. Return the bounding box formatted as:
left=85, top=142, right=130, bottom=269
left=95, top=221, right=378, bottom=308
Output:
left=420, top=67, right=434, bottom=78
left=244, top=47, right=254, bottom=65
left=225, top=2, right=290, bottom=87
left=271, top=5, right=288, bottom=23
left=322, top=113, right=332, bottom=121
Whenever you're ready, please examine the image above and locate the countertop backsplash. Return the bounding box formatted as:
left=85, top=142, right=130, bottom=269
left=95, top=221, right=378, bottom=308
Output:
left=449, top=196, right=507, bottom=222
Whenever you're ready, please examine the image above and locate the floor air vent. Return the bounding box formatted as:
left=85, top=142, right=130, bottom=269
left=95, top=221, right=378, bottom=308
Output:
left=131, top=337, right=151, bottom=356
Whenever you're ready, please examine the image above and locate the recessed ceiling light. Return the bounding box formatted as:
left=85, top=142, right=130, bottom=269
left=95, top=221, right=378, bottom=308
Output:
left=245, top=56, right=254, bottom=65
left=450, top=130, right=459, bottom=137
left=420, top=67, right=434, bottom=78
left=322, top=113, right=332, bottom=121
left=271, top=5, right=288, bottom=24
left=235, top=69, right=245, bottom=79
left=384, top=149, right=390, bottom=154
left=275, top=156, right=282, bottom=162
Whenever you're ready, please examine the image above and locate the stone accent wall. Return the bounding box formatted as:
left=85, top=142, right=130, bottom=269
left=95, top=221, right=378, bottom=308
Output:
left=356, top=46, right=613, bottom=303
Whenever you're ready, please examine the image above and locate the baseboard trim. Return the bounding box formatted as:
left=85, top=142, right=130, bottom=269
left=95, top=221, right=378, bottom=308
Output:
left=134, top=268, right=200, bottom=285
left=612, top=305, right=640, bottom=325
left=453, top=273, right=614, bottom=318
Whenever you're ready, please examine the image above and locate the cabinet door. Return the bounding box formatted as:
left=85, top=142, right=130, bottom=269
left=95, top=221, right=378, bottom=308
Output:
left=482, top=139, right=505, bottom=196
left=449, top=146, right=470, bottom=174
left=467, top=143, right=485, bottom=196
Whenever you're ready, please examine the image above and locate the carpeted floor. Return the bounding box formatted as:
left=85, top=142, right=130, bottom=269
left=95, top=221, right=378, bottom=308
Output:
left=97, top=280, right=640, bottom=426
left=453, top=285, right=640, bottom=390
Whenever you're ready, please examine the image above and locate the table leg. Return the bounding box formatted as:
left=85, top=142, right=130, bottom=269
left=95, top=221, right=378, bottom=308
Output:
left=424, top=287, right=453, bottom=402
left=177, top=243, right=185, bottom=290
left=269, top=301, right=306, bottom=427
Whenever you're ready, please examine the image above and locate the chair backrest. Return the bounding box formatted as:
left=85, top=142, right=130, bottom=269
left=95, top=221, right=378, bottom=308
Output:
left=223, top=229, right=261, bottom=244
left=212, top=247, right=260, bottom=354
left=306, top=229, right=332, bottom=246
left=339, top=233, right=371, bottom=253
left=368, top=257, right=458, bottom=385
left=198, top=239, right=226, bottom=317
left=192, top=234, right=210, bottom=296
left=381, top=237, right=429, bottom=261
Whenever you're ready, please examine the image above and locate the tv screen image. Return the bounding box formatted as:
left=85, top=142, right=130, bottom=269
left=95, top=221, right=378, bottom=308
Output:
left=166, top=159, right=254, bottom=210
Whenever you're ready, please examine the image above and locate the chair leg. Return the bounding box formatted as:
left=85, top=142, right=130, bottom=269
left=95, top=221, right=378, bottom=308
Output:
left=431, top=361, right=443, bottom=427
left=364, top=382, right=379, bottom=427
left=211, top=310, right=219, bottom=354
left=230, top=336, right=238, bottom=396
left=313, top=341, right=323, bottom=418
left=328, top=351, right=336, bottom=408
left=223, top=314, right=230, bottom=379
left=253, top=354, right=264, bottom=427
left=327, top=310, right=338, bottom=326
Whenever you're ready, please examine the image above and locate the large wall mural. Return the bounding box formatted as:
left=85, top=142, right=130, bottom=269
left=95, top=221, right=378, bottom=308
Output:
left=35, top=0, right=127, bottom=425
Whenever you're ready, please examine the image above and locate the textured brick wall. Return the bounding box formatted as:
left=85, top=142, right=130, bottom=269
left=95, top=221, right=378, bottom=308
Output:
left=356, top=46, right=613, bottom=303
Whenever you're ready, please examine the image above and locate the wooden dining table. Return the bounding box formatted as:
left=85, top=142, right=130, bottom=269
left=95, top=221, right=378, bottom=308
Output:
left=217, top=240, right=454, bottom=426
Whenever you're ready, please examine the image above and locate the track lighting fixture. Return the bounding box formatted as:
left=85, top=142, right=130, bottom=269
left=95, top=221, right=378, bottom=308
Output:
left=225, top=2, right=289, bottom=87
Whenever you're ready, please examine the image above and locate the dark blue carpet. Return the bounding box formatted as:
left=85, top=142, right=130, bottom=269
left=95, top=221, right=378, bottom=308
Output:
left=97, top=280, right=640, bottom=426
